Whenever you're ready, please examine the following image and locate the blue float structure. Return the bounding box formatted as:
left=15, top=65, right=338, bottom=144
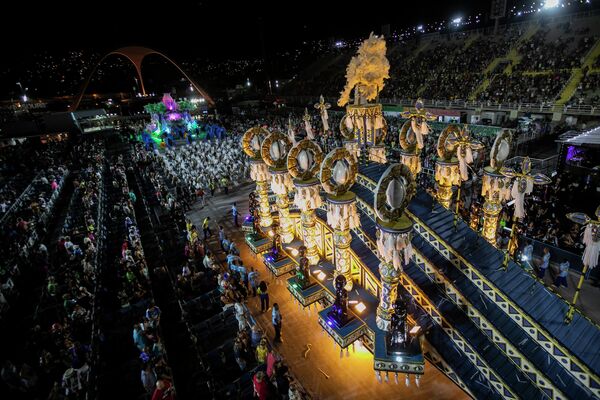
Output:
left=241, top=34, right=600, bottom=399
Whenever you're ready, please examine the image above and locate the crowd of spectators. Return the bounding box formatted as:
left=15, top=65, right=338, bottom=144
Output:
left=279, top=20, right=598, bottom=106
left=133, top=127, right=308, bottom=399
left=570, top=70, right=600, bottom=107
left=477, top=71, right=571, bottom=104
left=1, top=138, right=105, bottom=399
left=518, top=171, right=597, bottom=252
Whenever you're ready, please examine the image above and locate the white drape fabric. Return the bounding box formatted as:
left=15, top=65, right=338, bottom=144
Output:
left=510, top=178, right=533, bottom=219
left=377, top=231, right=413, bottom=272
left=327, top=202, right=360, bottom=231
left=583, top=223, right=600, bottom=270
left=294, top=185, right=322, bottom=212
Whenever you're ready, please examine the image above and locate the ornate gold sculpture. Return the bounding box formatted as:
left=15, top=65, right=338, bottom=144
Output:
left=338, top=34, right=389, bottom=163
left=434, top=125, right=461, bottom=209
left=501, top=157, right=551, bottom=256
left=287, top=137, right=324, bottom=265
left=261, top=130, right=295, bottom=243
left=374, top=164, right=416, bottom=331
left=398, top=99, right=436, bottom=176
left=481, top=130, right=513, bottom=244
left=314, top=95, right=331, bottom=132
left=242, top=126, right=273, bottom=227
left=320, top=147, right=360, bottom=290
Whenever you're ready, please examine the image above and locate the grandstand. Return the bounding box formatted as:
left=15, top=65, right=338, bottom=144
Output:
left=283, top=11, right=600, bottom=112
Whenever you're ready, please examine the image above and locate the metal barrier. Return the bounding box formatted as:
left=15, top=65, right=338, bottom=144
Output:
left=505, top=155, right=558, bottom=175
left=281, top=96, right=600, bottom=116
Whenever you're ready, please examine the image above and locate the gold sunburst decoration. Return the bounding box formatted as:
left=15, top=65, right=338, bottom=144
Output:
left=500, top=157, right=552, bottom=187
left=448, top=124, right=484, bottom=157
left=399, top=99, right=436, bottom=153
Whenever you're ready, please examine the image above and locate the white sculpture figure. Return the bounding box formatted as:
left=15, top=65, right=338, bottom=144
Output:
left=583, top=218, right=600, bottom=270
left=287, top=116, right=296, bottom=145
left=303, top=108, right=314, bottom=140
left=314, top=95, right=331, bottom=131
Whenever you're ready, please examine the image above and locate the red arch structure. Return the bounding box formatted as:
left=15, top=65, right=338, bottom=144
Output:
left=71, top=46, right=215, bottom=110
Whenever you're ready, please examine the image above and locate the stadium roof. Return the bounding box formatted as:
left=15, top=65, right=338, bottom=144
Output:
left=557, top=127, right=600, bottom=146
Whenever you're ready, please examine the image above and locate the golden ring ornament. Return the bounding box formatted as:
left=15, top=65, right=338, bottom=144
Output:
left=374, top=163, right=416, bottom=223
left=319, top=147, right=357, bottom=197
left=287, top=138, right=324, bottom=181
left=260, top=130, right=292, bottom=169
left=400, top=98, right=436, bottom=153
left=436, top=124, right=461, bottom=160
left=242, top=126, right=270, bottom=159
left=448, top=125, right=485, bottom=157
left=399, top=120, right=418, bottom=152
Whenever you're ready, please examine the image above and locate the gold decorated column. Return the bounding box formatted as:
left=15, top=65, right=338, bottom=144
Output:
left=256, top=180, right=273, bottom=228
left=288, top=138, right=324, bottom=266
left=295, top=181, right=321, bottom=265
left=242, top=126, right=273, bottom=228
left=374, top=164, right=416, bottom=331
left=434, top=125, right=462, bottom=209
left=435, top=160, right=459, bottom=209
left=320, top=147, right=360, bottom=291
left=377, top=254, right=401, bottom=331
left=480, top=131, right=512, bottom=244
left=261, top=130, right=295, bottom=243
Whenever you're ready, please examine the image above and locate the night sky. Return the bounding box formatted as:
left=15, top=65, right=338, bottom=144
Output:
left=2, top=0, right=490, bottom=60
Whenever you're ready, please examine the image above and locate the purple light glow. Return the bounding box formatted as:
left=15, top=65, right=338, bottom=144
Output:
left=162, top=93, right=178, bottom=112
left=566, top=145, right=584, bottom=162
left=167, top=113, right=182, bottom=121
left=327, top=320, right=333, bottom=327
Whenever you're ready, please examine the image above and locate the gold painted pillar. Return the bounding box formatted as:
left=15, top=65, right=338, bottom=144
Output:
left=250, top=160, right=273, bottom=228
left=377, top=260, right=401, bottom=331
left=481, top=167, right=511, bottom=245
left=327, top=193, right=359, bottom=291
left=373, top=164, right=416, bottom=332
left=376, top=219, right=412, bottom=331
left=294, top=179, right=321, bottom=265
left=399, top=150, right=421, bottom=177
left=320, top=147, right=360, bottom=291
left=270, top=170, right=295, bottom=243
left=434, top=160, right=460, bottom=209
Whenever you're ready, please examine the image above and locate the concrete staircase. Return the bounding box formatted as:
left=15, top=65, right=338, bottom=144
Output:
left=556, top=38, right=600, bottom=105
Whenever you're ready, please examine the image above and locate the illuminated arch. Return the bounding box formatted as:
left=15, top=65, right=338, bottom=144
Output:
left=71, top=46, right=215, bottom=110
